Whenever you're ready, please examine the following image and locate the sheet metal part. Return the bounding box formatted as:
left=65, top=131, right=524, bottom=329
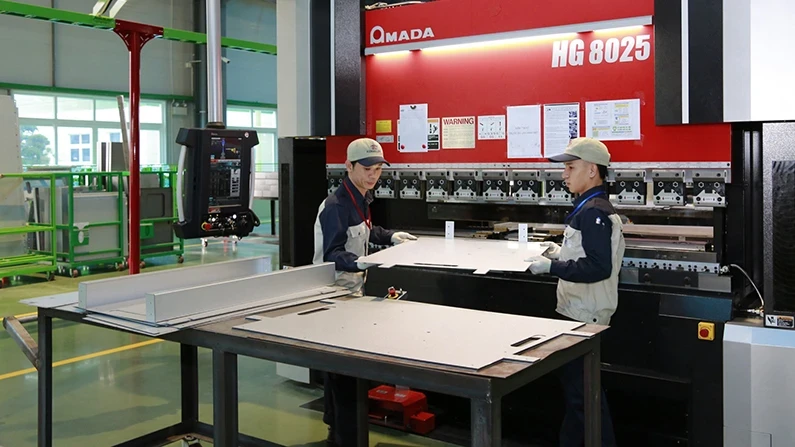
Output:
left=24, top=262, right=349, bottom=336
left=233, top=297, right=585, bottom=370
left=78, top=256, right=272, bottom=310
left=143, top=263, right=336, bottom=323
left=359, top=236, right=546, bottom=275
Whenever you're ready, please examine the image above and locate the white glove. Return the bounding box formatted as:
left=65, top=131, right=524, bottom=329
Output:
left=391, top=232, right=418, bottom=245
left=356, top=261, right=376, bottom=271
left=526, top=256, right=552, bottom=275
left=540, top=241, right=562, bottom=260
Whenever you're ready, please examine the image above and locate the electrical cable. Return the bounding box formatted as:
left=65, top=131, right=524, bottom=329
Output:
left=725, top=263, right=765, bottom=315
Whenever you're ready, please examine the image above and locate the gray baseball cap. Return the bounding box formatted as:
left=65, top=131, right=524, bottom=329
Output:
left=548, top=137, right=611, bottom=166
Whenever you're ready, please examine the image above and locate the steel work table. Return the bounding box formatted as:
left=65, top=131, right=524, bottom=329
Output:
left=32, top=302, right=606, bottom=447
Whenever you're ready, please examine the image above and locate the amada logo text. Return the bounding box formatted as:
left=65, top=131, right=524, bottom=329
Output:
left=370, top=25, right=434, bottom=45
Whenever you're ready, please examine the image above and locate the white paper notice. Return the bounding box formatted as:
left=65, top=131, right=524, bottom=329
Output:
left=507, top=105, right=542, bottom=159
left=398, top=104, right=429, bottom=152
left=441, top=116, right=476, bottom=149
left=543, top=103, right=580, bottom=158
left=585, top=99, right=641, bottom=141
left=478, top=115, right=506, bottom=140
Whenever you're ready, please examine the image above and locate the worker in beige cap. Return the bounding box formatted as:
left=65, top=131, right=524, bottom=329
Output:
left=312, top=137, right=416, bottom=446
left=527, top=137, right=625, bottom=447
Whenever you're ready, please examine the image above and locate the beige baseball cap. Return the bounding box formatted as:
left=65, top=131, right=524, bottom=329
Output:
left=347, top=138, right=390, bottom=167
left=548, top=137, right=611, bottom=166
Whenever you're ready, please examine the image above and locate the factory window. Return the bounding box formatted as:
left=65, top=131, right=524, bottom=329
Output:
left=226, top=106, right=278, bottom=172
left=12, top=91, right=167, bottom=169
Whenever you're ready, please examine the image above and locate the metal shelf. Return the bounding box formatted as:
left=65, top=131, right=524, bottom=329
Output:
left=0, top=254, right=55, bottom=270
left=0, top=223, right=54, bottom=236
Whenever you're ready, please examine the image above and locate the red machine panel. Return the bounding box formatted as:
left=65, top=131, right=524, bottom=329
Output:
left=335, top=1, right=732, bottom=166
left=355, top=25, right=731, bottom=165
left=364, top=0, right=654, bottom=50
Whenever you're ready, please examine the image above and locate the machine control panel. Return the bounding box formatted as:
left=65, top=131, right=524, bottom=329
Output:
left=511, top=170, right=542, bottom=203
left=652, top=170, right=686, bottom=206
left=174, top=128, right=259, bottom=239
left=375, top=171, right=397, bottom=199
left=482, top=170, right=509, bottom=201
left=451, top=170, right=480, bottom=200
left=611, top=170, right=647, bottom=205
left=692, top=170, right=727, bottom=207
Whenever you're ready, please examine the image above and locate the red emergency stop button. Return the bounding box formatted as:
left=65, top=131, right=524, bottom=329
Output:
left=697, top=322, right=715, bottom=341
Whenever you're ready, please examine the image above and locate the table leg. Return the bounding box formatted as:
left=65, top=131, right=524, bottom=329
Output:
left=355, top=378, right=369, bottom=447
left=213, top=350, right=238, bottom=447
left=38, top=310, right=53, bottom=447
left=583, top=341, right=602, bottom=447
left=181, top=344, right=199, bottom=429
left=471, top=395, right=501, bottom=446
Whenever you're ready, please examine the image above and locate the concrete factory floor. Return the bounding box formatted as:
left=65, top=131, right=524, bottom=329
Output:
left=0, top=236, right=456, bottom=447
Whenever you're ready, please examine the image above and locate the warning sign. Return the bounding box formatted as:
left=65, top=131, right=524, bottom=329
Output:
left=441, top=116, right=475, bottom=149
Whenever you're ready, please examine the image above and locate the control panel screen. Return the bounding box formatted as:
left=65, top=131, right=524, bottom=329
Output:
left=208, top=137, right=243, bottom=210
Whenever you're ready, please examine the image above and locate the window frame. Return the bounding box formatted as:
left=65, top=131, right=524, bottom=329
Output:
left=225, top=106, right=278, bottom=172
left=13, top=90, right=167, bottom=168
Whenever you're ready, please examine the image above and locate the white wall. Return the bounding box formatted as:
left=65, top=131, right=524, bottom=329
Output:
left=723, top=0, right=795, bottom=122
left=225, top=0, right=278, bottom=104
left=0, top=0, right=54, bottom=87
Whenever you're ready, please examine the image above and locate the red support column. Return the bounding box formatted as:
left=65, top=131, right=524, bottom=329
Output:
left=114, top=20, right=163, bottom=275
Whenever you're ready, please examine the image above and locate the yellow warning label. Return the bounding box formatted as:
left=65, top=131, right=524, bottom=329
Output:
left=376, top=120, right=392, bottom=134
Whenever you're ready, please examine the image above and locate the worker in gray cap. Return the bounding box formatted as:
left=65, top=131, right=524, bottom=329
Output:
left=527, top=137, right=625, bottom=447
left=313, top=137, right=417, bottom=446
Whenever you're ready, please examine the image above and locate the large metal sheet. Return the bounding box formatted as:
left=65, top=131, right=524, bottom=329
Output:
left=233, top=298, right=584, bottom=370
left=21, top=292, right=80, bottom=309
left=78, top=256, right=272, bottom=309
left=358, top=237, right=546, bottom=274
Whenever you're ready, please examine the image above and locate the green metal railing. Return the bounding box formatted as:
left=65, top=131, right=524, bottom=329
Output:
left=0, top=0, right=277, bottom=55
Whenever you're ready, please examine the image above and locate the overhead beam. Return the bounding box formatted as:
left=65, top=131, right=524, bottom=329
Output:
left=0, top=0, right=277, bottom=55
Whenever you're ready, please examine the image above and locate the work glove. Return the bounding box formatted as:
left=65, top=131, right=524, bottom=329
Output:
left=526, top=256, right=552, bottom=275
left=391, top=232, right=418, bottom=245
left=540, top=241, right=562, bottom=260
left=356, top=261, right=376, bottom=271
